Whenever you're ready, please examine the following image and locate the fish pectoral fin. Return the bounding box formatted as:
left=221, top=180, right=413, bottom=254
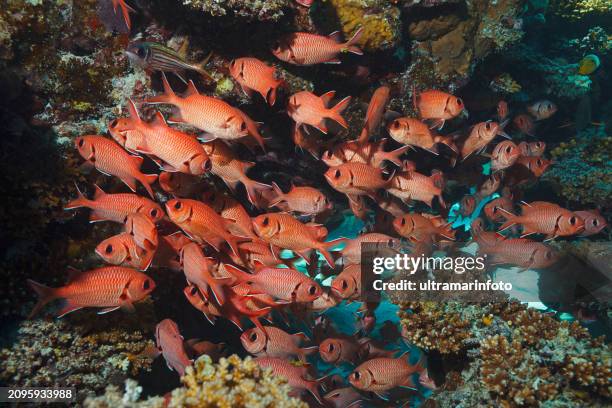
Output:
left=374, top=391, right=390, bottom=401
left=198, top=132, right=218, bottom=143
left=97, top=306, right=121, bottom=315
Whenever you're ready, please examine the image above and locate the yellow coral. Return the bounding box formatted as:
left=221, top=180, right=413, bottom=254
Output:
left=329, top=0, right=401, bottom=52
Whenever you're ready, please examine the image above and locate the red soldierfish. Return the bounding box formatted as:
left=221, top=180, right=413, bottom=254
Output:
left=255, top=357, right=324, bottom=404
left=108, top=100, right=211, bottom=175
left=460, top=121, right=509, bottom=161
left=490, top=140, right=520, bottom=171
left=269, top=182, right=332, bottom=216
left=319, top=337, right=360, bottom=365
left=413, top=89, right=466, bottom=129
left=324, top=162, right=392, bottom=197
left=27, top=266, right=155, bottom=318
left=229, top=57, right=283, bottom=106
left=65, top=184, right=163, bottom=224
left=145, top=74, right=248, bottom=141
left=251, top=212, right=344, bottom=266
left=359, top=85, right=390, bottom=143
left=95, top=232, right=154, bottom=271
left=287, top=90, right=351, bottom=134
left=527, top=100, right=557, bottom=121
left=499, top=201, right=584, bottom=239
left=518, top=141, right=546, bottom=157
left=240, top=326, right=317, bottom=362
left=349, top=355, right=425, bottom=396
left=477, top=236, right=558, bottom=270
left=271, top=28, right=363, bottom=65
left=155, top=319, right=192, bottom=377
left=575, top=210, right=607, bottom=237
left=225, top=264, right=322, bottom=303
left=513, top=113, right=535, bottom=136
left=393, top=213, right=455, bottom=243
left=330, top=264, right=361, bottom=300
left=74, top=135, right=157, bottom=199
left=180, top=242, right=232, bottom=305
left=165, top=198, right=243, bottom=255
left=387, top=167, right=445, bottom=208
left=387, top=117, right=457, bottom=155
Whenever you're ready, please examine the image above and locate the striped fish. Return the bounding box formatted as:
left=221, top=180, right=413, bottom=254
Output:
left=125, top=41, right=212, bottom=83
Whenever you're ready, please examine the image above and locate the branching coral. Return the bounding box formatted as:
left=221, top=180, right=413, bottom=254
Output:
left=84, top=355, right=308, bottom=408
left=549, top=0, right=612, bottom=21
left=0, top=308, right=156, bottom=403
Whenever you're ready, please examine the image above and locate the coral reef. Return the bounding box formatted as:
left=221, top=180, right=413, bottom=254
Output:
left=548, top=0, right=612, bottom=21
left=567, top=26, right=612, bottom=55
left=180, top=0, right=290, bottom=21
left=84, top=355, right=308, bottom=408
left=402, top=301, right=612, bottom=407
left=546, top=127, right=611, bottom=208
left=0, top=306, right=156, bottom=403
left=324, top=0, right=402, bottom=52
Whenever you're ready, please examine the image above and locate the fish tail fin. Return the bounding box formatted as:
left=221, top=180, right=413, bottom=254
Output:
left=268, top=182, right=285, bottom=208
left=224, top=234, right=245, bottom=258
left=65, top=183, right=91, bottom=210
left=319, top=238, right=346, bottom=267
left=145, top=73, right=179, bottom=105
left=327, top=96, right=351, bottom=129
left=497, top=208, right=517, bottom=232
left=139, top=173, right=158, bottom=199
left=242, top=175, right=271, bottom=208
left=382, top=145, right=411, bottom=166
left=305, top=378, right=323, bottom=405
left=344, top=27, right=364, bottom=55
left=224, top=264, right=252, bottom=284
left=194, top=51, right=214, bottom=81
left=27, top=279, right=57, bottom=319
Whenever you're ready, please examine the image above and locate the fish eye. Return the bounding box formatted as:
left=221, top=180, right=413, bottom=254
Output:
left=136, top=46, right=146, bottom=58
left=110, top=119, right=118, bottom=128
left=150, top=209, right=158, bottom=218
left=143, top=279, right=151, bottom=290
left=250, top=332, right=258, bottom=341
left=308, top=285, right=317, bottom=295
left=240, top=122, right=247, bottom=131
left=352, top=371, right=361, bottom=380
left=262, top=217, right=269, bottom=226
left=592, top=219, right=599, bottom=226
left=537, top=159, right=543, bottom=166
left=456, top=98, right=463, bottom=106
left=105, top=244, right=113, bottom=254
left=341, top=280, right=348, bottom=289
left=492, top=206, right=498, bottom=213
left=569, top=216, right=576, bottom=225
left=401, top=218, right=406, bottom=226
left=334, top=169, right=341, bottom=179
left=328, top=343, right=335, bottom=352
left=174, top=201, right=182, bottom=210
left=189, top=286, right=198, bottom=296
left=78, top=138, right=84, bottom=147
left=505, top=145, right=512, bottom=153
left=536, top=142, right=542, bottom=148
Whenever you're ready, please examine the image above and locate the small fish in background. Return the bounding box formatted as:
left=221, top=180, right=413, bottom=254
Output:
left=490, top=140, right=520, bottom=172
left=527, top=100, right=557, bottom=121
left=497, top=100, right=509, bottom=121
left=477, top=236, right=559, bottom=270
left=126, top=40, right=212, bottom=83
left=386, top=165, right=446, bottom=208
left=180, top=242, right=232, bottom=305
left=459, top=120, right=510, bottom=162
left=518, top=141, right=546, bottom=157
left=271, top=28, right=364, bottom=65
left=288, top=90, right=351, bottom=134
left=153, top=319, right=193, bottom=377
left=513, top=113, right=536, bottom=136
left=515, top=156, right=552, bottom=177
left=124, top=212, right=158, bottom=251
left=577, top=54, right=600, bottom=75
left=575, top=210, right=607, bottom=237
left=324, top=386, right=368, bottom=408
left=387, top=117, right=457, bottom=155
left=359, top=85, right=391, bottom=143
left=158, top=171, right=206, bottom=198
left=202, top=190, right=258, bottom=239
left=477, top=173, right=502, bottom=199
left=357, top=337, right=396, bottom=360
left=331, top=263, right=361, bottom=301
left=27, top=266, right=155, bottom=318
left=229, top=57, right=284, bottom=106
left=295, top=0, right=314, bottom=7
left=413, top=88, right=467, bottom=129
left=240, top=326, right=317, bottom=362
left=393, top=213, right=455, bottom=244
left=341, top=233, right=399, bottom=265
left=74, top=135, right=158, bottom=199
left=355, top=312, right=376, bottom=336
left=184, top=339, right=226, bottom=361
left=324, top=162, right=393, bottom=199
left=484, top=196, right=515, bottom=223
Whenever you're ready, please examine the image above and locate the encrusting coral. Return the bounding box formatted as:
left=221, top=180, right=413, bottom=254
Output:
left=548, top=0, right=612, bottom=21
left=180, top=0, right=290, bottom=21
left=401, top=301, right=612, bottom=407
left=84, top=355, right=308, bottom=408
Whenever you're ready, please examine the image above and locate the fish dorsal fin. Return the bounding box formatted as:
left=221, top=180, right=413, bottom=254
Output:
left=131, top=155, right=144, bottom=168
left=127, top=99, right=141, bottom=122
left=66, top=266, right=82, bottom=283
left=153, top=111, right=168, bottom=126
left=178, top=38, right=189, bottom=59
left=185, top=80, right=200, bottom=97
left=328, top=31, right=343, bottom=43
left=93, top=184, right=106, bottom=200
left=320, top=90, right=336, bottom=107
